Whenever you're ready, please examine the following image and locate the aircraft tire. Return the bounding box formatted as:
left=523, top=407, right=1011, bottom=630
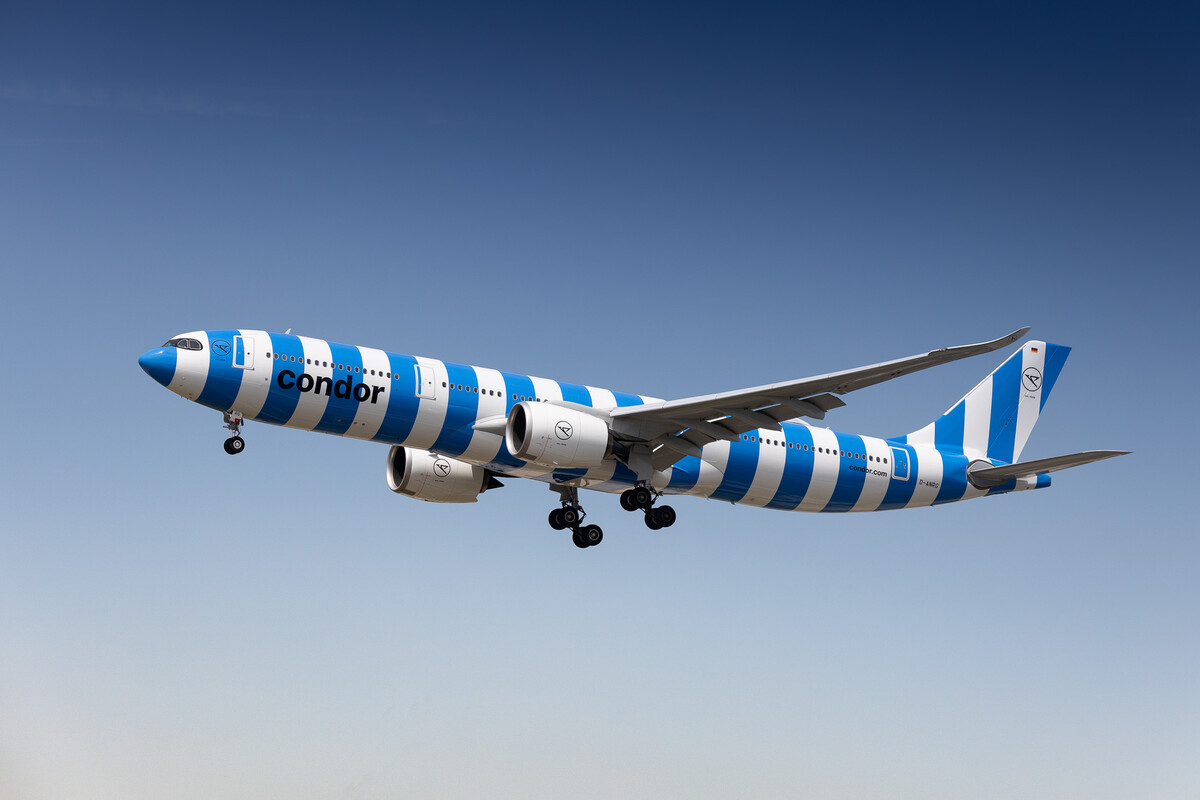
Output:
left=561, top=508, right=580, bottom=527
left=549, top=509, right=567, bottom=530
left=644, top=512, right=663, bottom=531
left=224, top=436, right=245, bottom=455
left=572, top=529, right=589, bottom=548
left=631, top=487, right=653, bottom=509
left=619, top=490, right=638, bottom=512
left=581, top=524, right=603, bottom=547
left=653, top=505, right=676, bottom=528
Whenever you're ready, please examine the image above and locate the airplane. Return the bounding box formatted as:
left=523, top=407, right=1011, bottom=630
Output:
left=138, top=328, right=1127, bottom=548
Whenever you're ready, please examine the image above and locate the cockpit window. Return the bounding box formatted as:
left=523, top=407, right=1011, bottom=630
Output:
left=162, top=338, right=204, bottom=351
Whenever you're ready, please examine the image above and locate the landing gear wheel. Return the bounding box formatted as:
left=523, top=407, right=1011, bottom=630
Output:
left=630, top=486, right=653, bottom=510
left=560, top=507, right=580, bottom=527
left=549, top=509, right=568, bottom=530
left=580, top=524, right=603, bottom=547
left=620, top=489, right=638, bottom=512
left=572, top=529, right=589, bottom=548
left=223, top=436, right=245, bottom=455
left=652, top=505, right=676, bottom=528
left=644, top=511, right=663, bottom=531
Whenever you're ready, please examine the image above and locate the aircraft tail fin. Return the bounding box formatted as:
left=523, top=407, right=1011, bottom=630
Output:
left=904, top=340, right=1070, bottom=462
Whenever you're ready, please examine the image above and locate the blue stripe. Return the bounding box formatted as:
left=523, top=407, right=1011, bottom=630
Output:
left=371, top=353, right=421, bottom=445
left=431, top=362, right=481, bottom=457
left=665, top=457, right=702, bottom=493
left=313, top=341, right=365, bottom=436
left=986, top=352, right=1023, bottom=463
left=255, top=333, right=305, bottom=425
left=556, top=381, right=593, bottom=406
left=876, top=444, right=919, bottom=510
left=611, top=461, right=639, bottom=484
left=822, top=433, right=868, bottom=512
left=610, top=390, right=644, bottom=408
left=1040, top=344, right=1071, bottom=411
left=138, top=346, right=177, bottom=387
left=766, top=424, right=815, bottom=510
left=933, top=401, right=966, bottom=454
left=568, top=461, right=638, bottom=487
left=489, top=371, right=540, bottom=468
left=710, top=435, right=760, bottom=503
left=195, top=329, right=244, bottom=412
left=933, top=452, right=971, bottom=505
left=552, top=468, right=589, bottom=482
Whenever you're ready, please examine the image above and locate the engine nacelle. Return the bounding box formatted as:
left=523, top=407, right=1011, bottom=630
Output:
left=385, top=446, right=498, bottom=503
left=505, top=402, right=612, bottom=468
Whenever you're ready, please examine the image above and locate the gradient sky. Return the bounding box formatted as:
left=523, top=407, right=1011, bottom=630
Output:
left=2, top=4, right=1198, bottom=798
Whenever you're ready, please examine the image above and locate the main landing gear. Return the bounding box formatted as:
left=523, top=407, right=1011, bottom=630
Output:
left=547, top=484, right=678, bottom=549
left=620, top=485, right=677, bottom=530
left=222, top=411, right=245, bottom=455
left=548, top=485, right=603, bottom=548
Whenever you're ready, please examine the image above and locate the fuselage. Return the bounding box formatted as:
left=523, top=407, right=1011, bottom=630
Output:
left=139, top=329, right=1029, bottom=513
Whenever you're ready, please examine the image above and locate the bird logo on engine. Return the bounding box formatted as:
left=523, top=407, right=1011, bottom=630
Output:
left=555, top=421, right=573, bottom=440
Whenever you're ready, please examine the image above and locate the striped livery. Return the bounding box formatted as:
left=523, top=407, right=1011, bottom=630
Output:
left=139, top=329, right=1125, bottom=539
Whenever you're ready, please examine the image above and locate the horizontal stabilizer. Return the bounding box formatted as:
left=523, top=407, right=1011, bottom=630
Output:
left=967, top=450, right=1130, bottom=488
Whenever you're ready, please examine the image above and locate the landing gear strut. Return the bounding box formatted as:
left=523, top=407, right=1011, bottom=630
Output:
left=549, top=485, right=603, bottom=548
left=222, top=411, right=245, bottom=455
left=620, top=485, right=676, bottom=530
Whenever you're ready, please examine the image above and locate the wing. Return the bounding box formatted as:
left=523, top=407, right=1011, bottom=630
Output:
left=609, top=328, right=1031, bottom=471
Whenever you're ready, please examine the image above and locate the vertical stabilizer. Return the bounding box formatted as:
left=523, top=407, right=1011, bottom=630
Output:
left=903, top=341, right=1070, bottom=462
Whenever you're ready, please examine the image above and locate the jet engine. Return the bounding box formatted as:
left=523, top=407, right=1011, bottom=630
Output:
left=505, top=402, right=612, bottom=468
left=385, top=446, right=501, bottom=503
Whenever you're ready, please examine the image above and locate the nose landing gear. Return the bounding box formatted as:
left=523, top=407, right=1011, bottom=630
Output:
left=222, top=411, right=245, bottom=455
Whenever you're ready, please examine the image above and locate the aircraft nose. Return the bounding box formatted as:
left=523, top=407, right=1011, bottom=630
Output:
left=138, top=347, right=177, bottom=387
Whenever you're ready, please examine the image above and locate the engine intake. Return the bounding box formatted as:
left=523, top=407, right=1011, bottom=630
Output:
left=505, top=402, right=612, bottom=468
left=386, top=446, right=500, bottom=503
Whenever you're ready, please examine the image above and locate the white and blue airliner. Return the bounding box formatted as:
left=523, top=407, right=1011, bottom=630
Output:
left=139, top=328, right=1126, bottom=548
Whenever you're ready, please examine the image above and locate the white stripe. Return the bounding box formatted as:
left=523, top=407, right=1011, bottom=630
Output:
left=168, top=330, right=208, bottom=401
left=692, top=440, right=731, bottom=497
left=1012, top=343, right=1046, bottom=461
left=284, top=337, right=333, bottom=430
left=906, top=447, right=943, bottom=508
left=586, top=385, right=618, bottom=409
left=529, top=375, right=562, bottom=403
left=796, top=428, right=840, bottom=511
left=347, top=346, right=392, bottom=440
left=962, top=372, right=992, bottom=458
left=576, top=460, right=620, bottom=490
left=851, top=435, right=893, bottom=512
left=404, top=357, right=450, bottom=450
left=231, top=329, right=273, bottom=419
left=740, top=431, right=788, bottom=507
left=459, top=366, right=509, bottom=463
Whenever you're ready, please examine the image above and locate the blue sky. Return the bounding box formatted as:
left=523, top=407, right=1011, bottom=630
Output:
left=2, top=4, right=1197, bottom=798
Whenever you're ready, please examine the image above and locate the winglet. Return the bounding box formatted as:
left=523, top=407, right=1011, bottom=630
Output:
left=932, top=326, right=1030, bottom=356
